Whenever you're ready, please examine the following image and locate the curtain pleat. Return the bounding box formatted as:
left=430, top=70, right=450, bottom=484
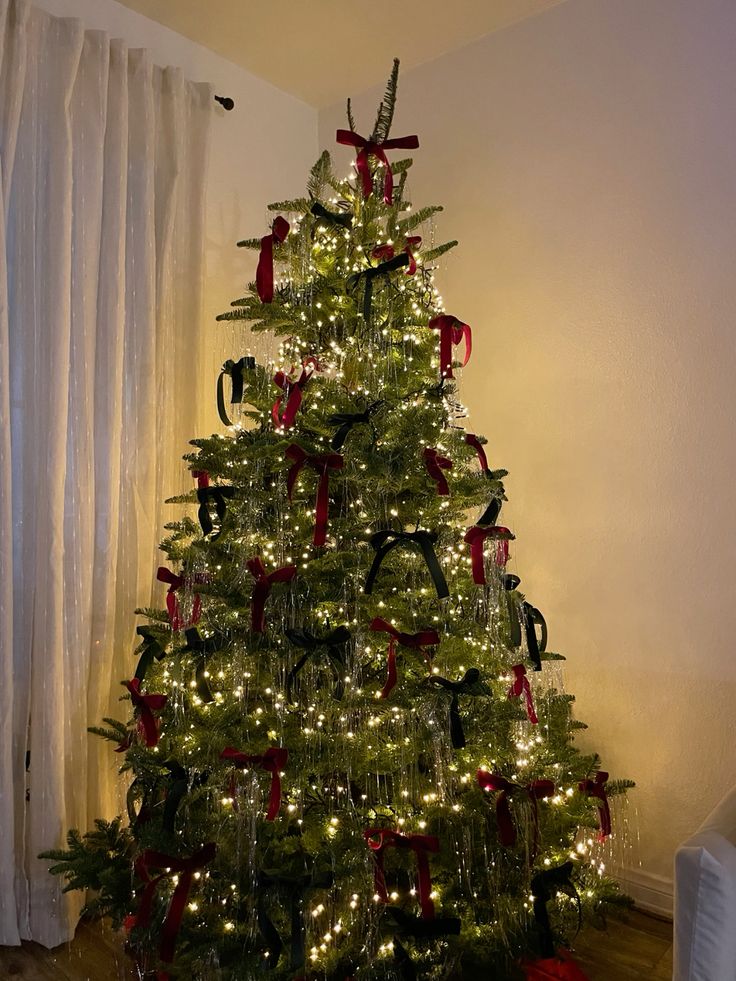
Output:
left=0, top=0, right=212, bottom=946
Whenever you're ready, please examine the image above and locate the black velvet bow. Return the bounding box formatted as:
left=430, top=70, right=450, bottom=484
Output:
left=365, top=528, right=449, bottom=599
left=310, top=200, right=353, bottom=230
left=328, top=400, right=383, bottom=451
left=133, top=625, right=167, bottom=682
left=256, top=868, right=334, bottom=969
left=182, top=627, right=227, bottom=703
left=349, top=251, right=409, bottom=322
left=530, top=861, right=581, bottom=958
left=196, top=484, right=236, bottom=539
left=427, top=668, right=489, bottom=748
left=284, top=626, right=351, bottom=701
left=216, top=356, right=256, bottom=427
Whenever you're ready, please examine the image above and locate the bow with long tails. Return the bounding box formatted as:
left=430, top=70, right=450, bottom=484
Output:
left=272, top=358, right=319, bottom=430
left=246, top=557, right=297, bottom=634
left=350, top=251, right=409, bottom=321
left=427, top=668, right=486, bottom=749
left=133, top=626, right=167, bottom=683
left=464, top=525, right=515, bottom=583
left=256, top=868, right=334, bottom=970
left=477, top=770, right=555, bottom=856
left=284, top=625, right=351, bottom=700
left=336, top=129, right=420, bottom=204
left=156, top=566, right=207, bottom=631
left=369, top=617, right=439, bottom=698
left=285, top=444, right=344, bottom=547
left=220, top=746, right=288, bottom=821
left=216, top=355, right=256, bottom=427
left=365, top=528, right=449, bottom=599
left=129, top=842, right=217, bottom=965
left=429, top=314, right=472, bottom=379
left=363, top=828, right=439, bottom=919
left=508, top=664, right=539, bottom=724
left=256, top=216, right=289, bottom=302
left=529, top=861, right=582, bottom=961
left=328, top=400, right=382, bottom=451
left=124, top=679, right=167, bottom=748
left=578, top=771, right=611, bottom=841
left=192, top=470, right=235, bottom=539
left=423, top=447, right=453, bottom=496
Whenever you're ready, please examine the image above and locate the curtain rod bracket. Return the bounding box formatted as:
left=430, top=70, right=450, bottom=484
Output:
left=214, top=94, right=235, bottom=111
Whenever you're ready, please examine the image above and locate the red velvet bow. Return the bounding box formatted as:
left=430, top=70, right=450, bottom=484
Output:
left=220, top=746, right=288, bottom=821
left=285, top=444, right=344, bottom=547
left=129, top=842, right=216, bottom=965
left=256, top=216, right=289, bottom=303
left=578, top=771, right=611, bottom=841
left=370, top=235, right=421, bottom=274
left=423, top=447, right=453, bottom=496
left=124, top=679, right=167, bottom=748
left=508, top=664, right=538, bottom=725
left=272, top=358, right=319, bottom=430
left=477, top=770, right=555, bottom=853
left=429, top=314, right=472, bottom=379
left=369, top=617, right=440, bottom=698
left=465, top=433, right=489, bottom=472
left=363, top=828, right=439, bottom=919
left=464, top=525, right=515, bottom=583
left=523, top=950, right=591, bottom=980
left=336, top=129, right=420, bottom=204
left=246, top=557, right=297, bottom=633
left=156, top=566, right=207, bottom=631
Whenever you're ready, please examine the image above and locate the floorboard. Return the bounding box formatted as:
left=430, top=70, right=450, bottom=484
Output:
left=0, top=910, right=674, bottom=979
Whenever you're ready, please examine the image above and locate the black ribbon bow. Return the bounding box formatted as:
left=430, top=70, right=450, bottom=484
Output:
left=328, top=400, right=383, bottom=451
left=284, top=626, right=351, bottom=701
left=427, top=668, right=489, bottom=748
left=216, top=356, right=256, bottom=427
left=349, top=251, right=410, bottom=322
left=182, top=628, right=227, bottom=703
left=256, top=868, right=334, bottom=969
left=530, top=861, right=581, bottom=959
left=523, top=603, right=547, bottom=672
left=501, top=575, right=546, bottom=669
left=365, top=528, right=450, bottom=599
left=310, top=201, right=352, bottom=230
left=133, top=626, right=167, bottom=682
left=196, top=484, right=236, bottom=539
left=161, top=761, right=189, bottom=835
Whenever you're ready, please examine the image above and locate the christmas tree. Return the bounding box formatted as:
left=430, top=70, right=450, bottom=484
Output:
left=43, top=62, right=633, bottom=980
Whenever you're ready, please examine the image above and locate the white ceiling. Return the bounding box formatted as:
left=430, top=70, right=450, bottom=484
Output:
left=113, top=0, right=566, bottom=108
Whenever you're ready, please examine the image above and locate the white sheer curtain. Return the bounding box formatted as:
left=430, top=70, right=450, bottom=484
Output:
left=0, top=0, right=213, bottom=947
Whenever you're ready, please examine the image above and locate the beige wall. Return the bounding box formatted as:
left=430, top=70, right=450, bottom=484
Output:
left=321, top=0, right=736, bottom=910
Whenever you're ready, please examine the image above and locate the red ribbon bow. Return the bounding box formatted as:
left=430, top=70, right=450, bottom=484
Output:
left=423, top=447, right=453, bottom=496
left=129, top=842, right=216, bottom=965
left=156, top=566, right=207, bottom=631
left=369, top=617, right=440, bottom=698
left=246, top=557, right=297, bottom=633
left=464, top=525, right=515, bottom=583
left=429, top=314, right=472, bottom=379
left=124, top=679, right=167, bottom=748
left=256, top=216, right=289, bottom=303
left=579, top=771, right=611, bottom=841
left=272, top=358, right=319, bottom=430
left=285, top=444, right=344, bottom=547
left=371, top=235, right=421, bottom=274
left=220, top=746, right=288, bottom=821
left=336, top=129, right=419, bottom=204
left=508, top=664, right=539, bottom=725
left=465, top=433, right=489, bottom=473
left=363, top=828, right=439, bottom=919
left=477, top=770, right=555, bottom=853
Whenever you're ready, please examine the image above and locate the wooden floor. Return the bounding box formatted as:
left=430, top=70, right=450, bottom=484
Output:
left=0, top=909, right=673, bottom=979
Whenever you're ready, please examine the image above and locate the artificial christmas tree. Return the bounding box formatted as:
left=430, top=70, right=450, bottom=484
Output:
left=43, top=62, right=633, bottom=980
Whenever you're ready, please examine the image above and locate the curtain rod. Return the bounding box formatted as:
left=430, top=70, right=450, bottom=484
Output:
left=214, top=95, right=235, bottom=111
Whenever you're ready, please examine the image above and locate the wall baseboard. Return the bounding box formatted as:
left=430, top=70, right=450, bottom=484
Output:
left=615, top=866, right=673, bottom=919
